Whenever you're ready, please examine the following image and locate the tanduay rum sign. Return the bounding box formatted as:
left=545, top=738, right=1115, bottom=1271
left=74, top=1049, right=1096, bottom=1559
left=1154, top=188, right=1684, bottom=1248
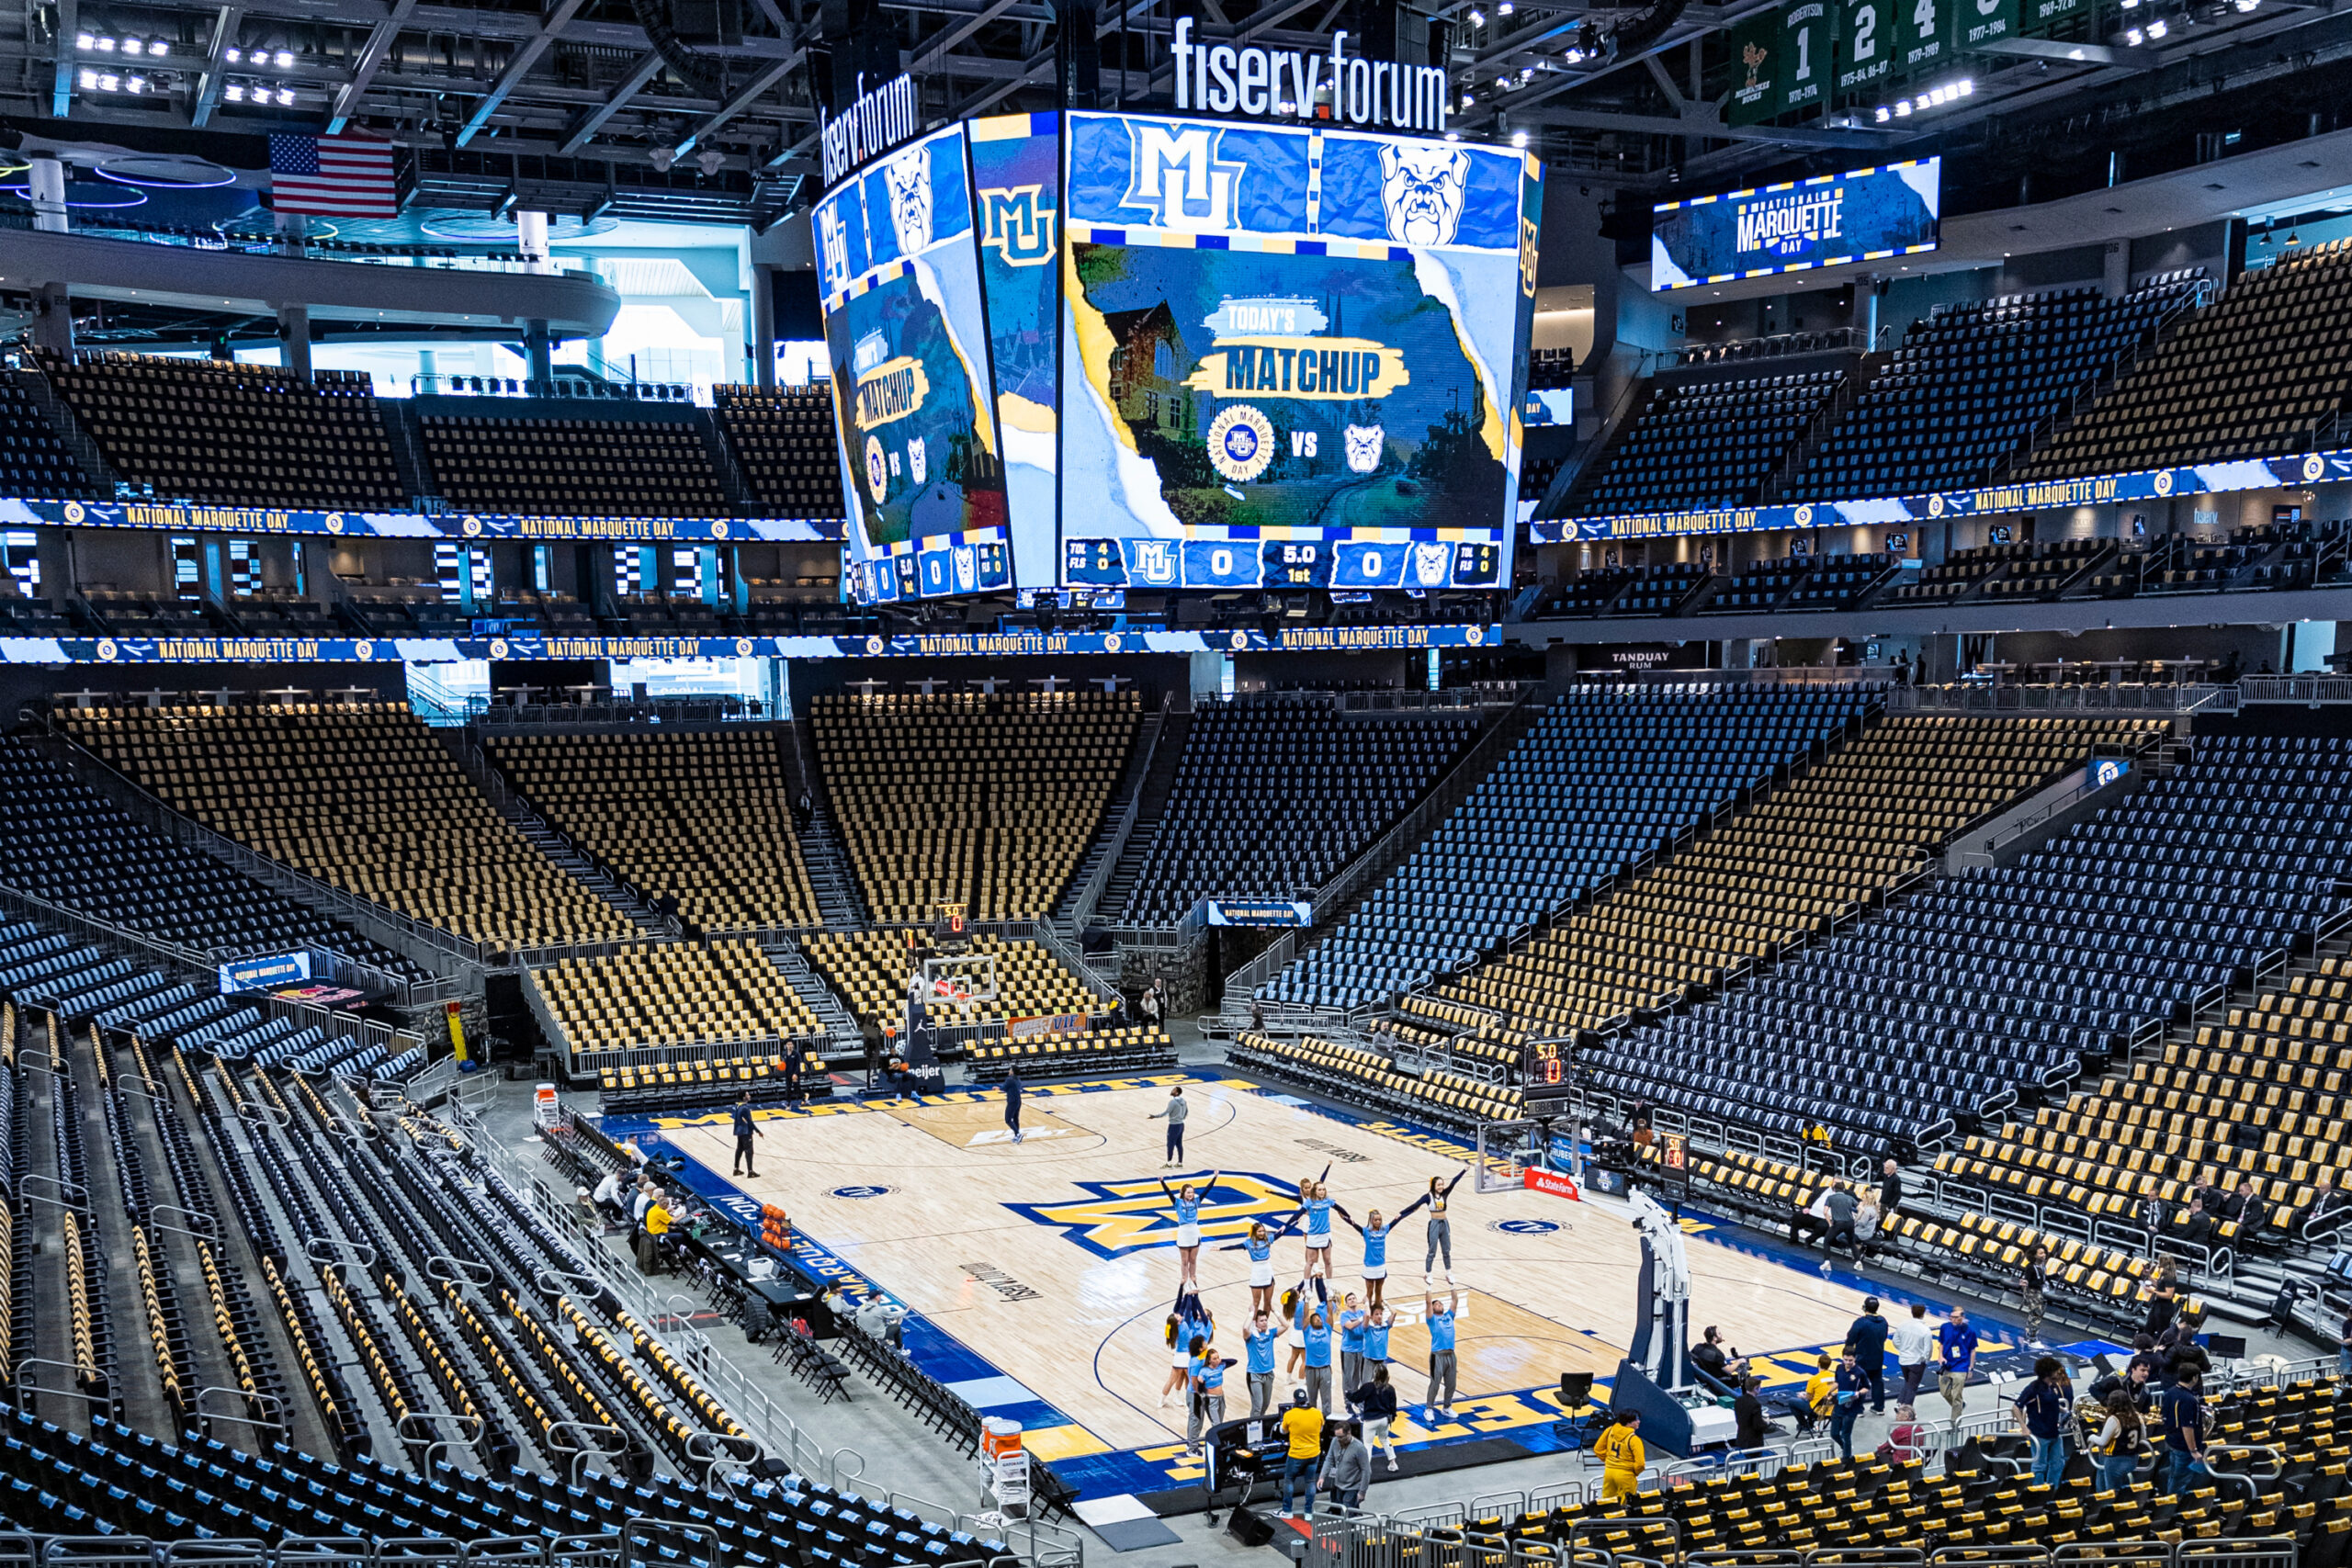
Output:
left=1170, top=17, right=1452, bottom=134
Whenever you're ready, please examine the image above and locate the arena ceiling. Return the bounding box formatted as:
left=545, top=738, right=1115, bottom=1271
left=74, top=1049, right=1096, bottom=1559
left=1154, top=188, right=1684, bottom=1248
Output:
left=0, top=0, right=2347, bottom=231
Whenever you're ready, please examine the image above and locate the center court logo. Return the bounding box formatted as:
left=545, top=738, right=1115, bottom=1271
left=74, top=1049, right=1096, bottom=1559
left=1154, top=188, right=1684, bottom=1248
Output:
left=1007, top=1171, right=1296, bottom=1258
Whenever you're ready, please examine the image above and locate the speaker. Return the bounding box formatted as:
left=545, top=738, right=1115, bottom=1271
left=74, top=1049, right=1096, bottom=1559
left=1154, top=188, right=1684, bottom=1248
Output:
left=1227, top=1509, right=1276, bottom=1547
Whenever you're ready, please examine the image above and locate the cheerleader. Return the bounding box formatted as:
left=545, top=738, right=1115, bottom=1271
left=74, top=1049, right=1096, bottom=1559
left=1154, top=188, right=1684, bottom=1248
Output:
left=1161, top=1291, right=1213, bottom=1408
left=1335, top=1203, right=1395, bottom=1309
left=1397, top=1170, right=1467, bottom=1284
left=1337, top=1292, right=1368, bottom=1401
left=1158, top=1174, right=1219, bottom=1290
left=1301, top=1179, right=1336, bottom=1280
left=1362, top=1301, right=1393, bottom=1377
left=1243, top=1221, right=1277, bottom=1316
left=1281, top=1274, right=1326, bottom=1378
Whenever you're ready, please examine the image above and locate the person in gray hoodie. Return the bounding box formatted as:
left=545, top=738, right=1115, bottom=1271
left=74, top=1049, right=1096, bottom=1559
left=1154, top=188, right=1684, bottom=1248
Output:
left=1317, top=1421, right=1372, bottom=1511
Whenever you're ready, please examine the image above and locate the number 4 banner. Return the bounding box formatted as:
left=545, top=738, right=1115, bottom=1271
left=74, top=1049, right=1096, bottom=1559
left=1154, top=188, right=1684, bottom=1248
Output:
left=1899, top=0, right=1948, bottom=75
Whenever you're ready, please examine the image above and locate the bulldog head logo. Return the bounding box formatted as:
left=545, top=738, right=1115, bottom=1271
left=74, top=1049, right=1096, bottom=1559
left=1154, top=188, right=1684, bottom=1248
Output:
left=1379, top=143, right=1470, bottom=248
left=885, top=146, right=933, bottom=257
left=1343, top=424, right=1385, bottom=474
left=908, top=435, right=928, bottom=487
left=1411, top=542, right=1451, bottom=587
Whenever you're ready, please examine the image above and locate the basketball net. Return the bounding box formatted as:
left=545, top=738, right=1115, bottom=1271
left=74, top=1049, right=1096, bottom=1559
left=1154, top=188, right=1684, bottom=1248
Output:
left=933, top=978, right=977, bottom=1021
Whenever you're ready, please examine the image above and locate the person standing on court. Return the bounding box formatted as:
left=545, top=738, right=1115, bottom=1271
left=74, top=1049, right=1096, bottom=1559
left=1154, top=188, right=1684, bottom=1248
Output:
left=1002, top=1067, right=1023, bottom=1145
left=1301, top=1303, right=1335, bottom=1415
left=1187, top=1332, right=1227, bottom=1454
left=1278, top=1390, right=1325, bottom=1518
left=1593, top=1409, right=1645, bottom=1502
left=1317, top=1420, right=1370, bottom=1512
left=1890, top=1301, right=1936, bottom=1408
left=1938, top=1304, right=1979, bottom=1427
left=1245, top=1310, right=1279, bottom=1417
left=730, top=1093, right=763, bottom=1178
left=1843, top=1296, right=1891, bottom=1415
left=1423, top=1284, right=1458, bottom=1425
left=1148, top=1085, right=1189, bottom=1168
left=1829, top=1347, right=1869, bottom=1461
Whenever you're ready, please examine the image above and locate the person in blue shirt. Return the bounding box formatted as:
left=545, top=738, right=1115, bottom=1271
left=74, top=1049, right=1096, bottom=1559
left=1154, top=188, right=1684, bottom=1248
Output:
left=1338, top=1293, right=1368, bottom=1404
left=1302, top=1303, right=1335, bottom=1415
left=1424, top=1285, right=1459, bottom=1424
left=1187, top=1333, right=1229, bottom=1453
left=1243, top=1222, right=1277, bottom=1317
left=1158, top=1172, right=1219, bottom=1292
left=1337, top=1203, right=1396, bottom=1309
left=1363, top=1303, right=1393, bottom=1375
left=1829, top=1348, right=1870, bottom=1462
left=1245, top=1310, right=1280, bottom=1417
left=1161, top=1291, right=1213, bottom=1409
left=2160, top=1366, right=2210, bottom=1495
left=2013, top=1354, right=2074, bottom=1488
left=1936, top=1305, right=1979, bottom=1428
left=1001, top=1069, right=1023, bottom=1145
left=729, top=1093, right=763, bottom=1178
left=1301, top=1180, right=1336, bottom=1282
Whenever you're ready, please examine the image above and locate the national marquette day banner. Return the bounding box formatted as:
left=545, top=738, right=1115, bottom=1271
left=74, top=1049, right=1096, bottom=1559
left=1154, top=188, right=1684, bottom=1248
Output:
left=1056, top=111, right=1536, bottom=588
left=1651, top=158, right=1939, bottom=290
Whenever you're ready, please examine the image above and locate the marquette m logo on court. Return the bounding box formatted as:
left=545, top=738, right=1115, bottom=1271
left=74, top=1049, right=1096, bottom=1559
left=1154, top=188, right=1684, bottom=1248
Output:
left=1006, top=1172, right=1296, bottom=1258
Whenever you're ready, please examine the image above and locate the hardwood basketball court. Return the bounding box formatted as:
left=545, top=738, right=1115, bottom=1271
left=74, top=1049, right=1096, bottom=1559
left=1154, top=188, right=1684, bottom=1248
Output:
left=635, top=1072, right=1869, bottom=1470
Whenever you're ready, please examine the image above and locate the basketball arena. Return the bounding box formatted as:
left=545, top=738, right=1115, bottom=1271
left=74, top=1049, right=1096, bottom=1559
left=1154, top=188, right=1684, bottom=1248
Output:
left=0, top=8, right=2347, bottom=1568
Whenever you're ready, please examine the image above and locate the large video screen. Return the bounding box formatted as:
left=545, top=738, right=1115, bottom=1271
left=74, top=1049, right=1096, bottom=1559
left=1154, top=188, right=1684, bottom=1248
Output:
left=814, top=122, right=1012, bottom=602
left=967, top=111, right=1064, bottom=590
left=1651, top=157, right=1939, bottom=291
left=1055, top=111, right=1536, bottom=591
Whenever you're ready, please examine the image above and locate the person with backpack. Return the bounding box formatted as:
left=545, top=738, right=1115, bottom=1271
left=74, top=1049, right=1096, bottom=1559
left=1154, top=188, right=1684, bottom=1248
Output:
left=2091, top=1390, right=2146, bottom=1493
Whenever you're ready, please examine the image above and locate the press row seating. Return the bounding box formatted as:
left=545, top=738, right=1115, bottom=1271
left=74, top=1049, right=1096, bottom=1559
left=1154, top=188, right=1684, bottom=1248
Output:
left=596, top=1055, right=837, bottom=1116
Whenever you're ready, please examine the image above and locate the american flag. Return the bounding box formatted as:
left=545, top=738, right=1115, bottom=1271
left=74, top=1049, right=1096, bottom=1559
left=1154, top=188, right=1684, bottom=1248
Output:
left=267, top=132, right=400, bottom=218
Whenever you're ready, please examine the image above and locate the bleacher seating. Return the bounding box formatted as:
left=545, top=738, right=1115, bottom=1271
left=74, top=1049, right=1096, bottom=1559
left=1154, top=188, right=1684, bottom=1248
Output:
left=230, top=591, right=346, bottom=637
left=714, top=385, right=850, bottom=518
left=419, top=413, right=726, bottom=518
left=1935, top=953, right=2352, bottom=1253
left=1785, top=278, right=2201, bottom=501
left=594, top=1054, right=832, bottom=1115
left=1575, top=372, right=1840, bottom=514
left=1256, top=687, right=1876, bottom=1013
left=0, top=737, right=421, bottom=982
left=1886, top=543, right=2017, bottom=604
left=1613, top=561, right=1711, bottom=615
left=1781, top=553, right=1895, bottom=610
left=1709, top=555, right=1811, bottom=612
left=1980, top=538, right=2110, bottom=599
left=39, top=353, right=402, bottom=511
left=1535, top=568, right=1635, bottom=617
left=2030, top=243, right=2352, bottom=477
left=533, top=940, right=820, bottom=1062
left=1117, top=697, right=1479, bottom=923
left=0, top=377, right=94, bottom=498
left=485, top=728, right=820, bottom=931
left=1585, top=733, right=2352, bottom=1158
left=62, top=704, right=636, bottom=953
left=800, top=930, right=1099, bottom=1032
left=1230, top=1029, right=1521, bottom=1129
left=965, top=1024, right=1178, bottom=1081
left=1438, top=716, right=2165, bottom=1039
left=814, top=690, right=1138, bottom=923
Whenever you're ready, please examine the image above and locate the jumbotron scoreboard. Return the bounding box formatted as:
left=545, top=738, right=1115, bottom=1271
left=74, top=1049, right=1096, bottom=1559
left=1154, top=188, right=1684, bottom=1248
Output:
left=811, top=78, right=1544, bottom=604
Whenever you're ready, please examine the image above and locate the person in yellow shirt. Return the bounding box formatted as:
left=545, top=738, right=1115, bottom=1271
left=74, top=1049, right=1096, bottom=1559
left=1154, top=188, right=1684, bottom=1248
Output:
left=639, top=1197, right=673, bottom=1275
left=1278, top=1389, right=1326, bottom=1517
left=1593, top=1409, right=1645, bottom=1501
left=1805, top=1352, right=1838, bottom=1429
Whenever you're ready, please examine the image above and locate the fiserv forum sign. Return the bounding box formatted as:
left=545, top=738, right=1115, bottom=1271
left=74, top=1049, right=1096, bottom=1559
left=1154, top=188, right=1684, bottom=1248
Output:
left=1170, top=18, right=1450, bottom=133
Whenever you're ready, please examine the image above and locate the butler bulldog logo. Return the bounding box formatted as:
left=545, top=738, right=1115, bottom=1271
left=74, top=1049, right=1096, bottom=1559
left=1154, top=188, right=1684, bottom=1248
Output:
left=1411, top=542, right=1452, bottom=587
left=1007, top=1172, right=1297, bottom=1259
left=908, top=435, right=927, bottom=488
left=1381, top=142, right=1469, bottom=247
left=1343, top=424, right=1384, bottom=474
left=883, top=144, right=933, bottom=257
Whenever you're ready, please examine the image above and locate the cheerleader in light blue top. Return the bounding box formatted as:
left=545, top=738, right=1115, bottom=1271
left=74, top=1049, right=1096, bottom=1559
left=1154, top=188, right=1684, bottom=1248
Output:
left=1158, top=1172, right=1218, bottom=1290
left=1301, top=1179, right=1336, bottom=1282
left=1336, top=1203, right=1396, bottom=1308
left=1244, top=1221, right=1277, bottom=1316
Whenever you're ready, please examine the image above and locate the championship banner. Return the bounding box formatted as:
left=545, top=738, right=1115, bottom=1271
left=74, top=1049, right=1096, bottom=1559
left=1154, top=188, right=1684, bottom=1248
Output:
left=1006, top=1012, right=1091, bottom=1040
left=0, top=624, right=1506, bottom=664
left=11, top=497, right=846, bottom=543
left=1531, top=446, right=2352, bottom=542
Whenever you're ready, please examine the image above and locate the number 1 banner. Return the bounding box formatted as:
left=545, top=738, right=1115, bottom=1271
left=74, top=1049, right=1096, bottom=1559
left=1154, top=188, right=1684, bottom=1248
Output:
left=1780, top=0, right=1832, bottom=114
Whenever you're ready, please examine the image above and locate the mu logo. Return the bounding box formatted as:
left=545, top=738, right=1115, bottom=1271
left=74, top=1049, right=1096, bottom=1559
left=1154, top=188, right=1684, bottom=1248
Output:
left=1121, top=123, right=1242, bottom=234
left=1007, top=1171, right=1297, bottom=1258
left=979, top=185, right=1057, bottom=266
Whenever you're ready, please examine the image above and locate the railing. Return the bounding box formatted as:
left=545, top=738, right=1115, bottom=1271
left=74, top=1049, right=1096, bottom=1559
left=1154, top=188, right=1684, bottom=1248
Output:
left=1892, top=683, right=2238, bottom=715
left=1670, top=325, right=1871, bottom=367
left=474, top=696, right=769, bottom=729
left=2240, top=675, right=2352, bottom=705
left=1063, top=696, right=1170, bottom=934
left=0, top=208, right=600, bottom=279
left=1577, top=667, right=1893, bottom=688
left=1948, top=755, right=2139, bottom=873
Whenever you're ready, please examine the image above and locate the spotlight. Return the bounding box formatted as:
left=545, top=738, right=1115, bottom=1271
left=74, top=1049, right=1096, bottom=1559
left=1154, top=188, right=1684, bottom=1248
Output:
left=147, top=39, right=164, bottom=55
left=223, top=82, right=243, bottom=99
left=225, top=46, right=241, bottom=61
left=1445, top=130, right=1462, bottom=141
left=2233, top=0, right=2257, bottom=11
left=275, top=86, right=293, bottom=104
left=1461, top=92, right=1476, bottom=108
left=78, top=67, right=96, bottom=87
left=2144, top=17, right=2166, bottom=36
left=1495, top=73, right=1510, bottom=87
left=1958, top=76, right=1973, bottom=93
left=94, top=34, right=114, bottom=50
left=1874, top=105, right=1891, bottom=121
left=273, top=49, right=292, bottom=67
left=1564, top=46, right=1584, bottom=61
left=1498, top=1, right=1514, bottom=13
left=650, top=146, right=675, bottom=172
left=1511, top=129, right=1529, bottom=147
left=2124, top=26, right=2143, bottom=41
left=1468, top=8, right=1485, bottom=24
left=1894, top=97, right=1912, bottom=114
left=97, top=72, right=118, bottom=89
left=2288, top=228, right=2301, bottom=244
left=74, top=30, right=93, bottom=48
left=126, top=73, right=145, bottom=91
left=122, top=38, right=143, bottom=54
left=696, top=145, right=724, bottom=175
